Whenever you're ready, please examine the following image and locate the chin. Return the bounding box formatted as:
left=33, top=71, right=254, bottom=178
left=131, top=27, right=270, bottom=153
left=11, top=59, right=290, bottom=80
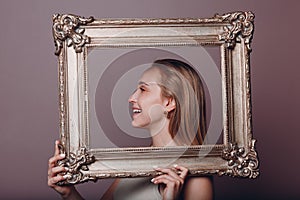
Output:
left=131, top=121, right=140, bottom=128
left=131, top=121, right=148, bottom=129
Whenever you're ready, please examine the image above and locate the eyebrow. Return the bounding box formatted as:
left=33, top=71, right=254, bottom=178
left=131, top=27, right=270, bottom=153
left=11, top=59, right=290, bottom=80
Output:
left=138, top=81, right=149, bottom=86
left=138, top=81, right=159, bottom=86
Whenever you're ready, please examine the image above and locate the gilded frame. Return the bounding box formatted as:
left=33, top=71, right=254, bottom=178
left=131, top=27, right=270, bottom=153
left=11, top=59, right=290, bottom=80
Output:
left=52, top=11, right=259, bottom=185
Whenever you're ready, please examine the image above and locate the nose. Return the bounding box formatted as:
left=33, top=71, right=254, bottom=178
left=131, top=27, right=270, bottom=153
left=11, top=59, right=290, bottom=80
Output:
left=128, top=90, right=137, bottom=103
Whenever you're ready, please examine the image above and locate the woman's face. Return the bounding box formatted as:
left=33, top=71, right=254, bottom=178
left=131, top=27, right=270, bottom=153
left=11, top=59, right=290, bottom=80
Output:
left=128, top=67, right=167, bottom=132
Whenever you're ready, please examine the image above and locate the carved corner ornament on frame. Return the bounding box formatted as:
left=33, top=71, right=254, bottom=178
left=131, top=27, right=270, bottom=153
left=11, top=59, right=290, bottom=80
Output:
left=56, top=144, right=96, bottom=185
left=220, top=140, right=259, bottom=178
left=52, top=11, right=259, bottom=185
left=52, top=14, right=94, bottom=55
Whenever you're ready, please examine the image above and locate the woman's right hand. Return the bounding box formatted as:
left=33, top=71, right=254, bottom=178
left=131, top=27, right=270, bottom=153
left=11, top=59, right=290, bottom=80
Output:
left=47, top=140, right=81, bottom=199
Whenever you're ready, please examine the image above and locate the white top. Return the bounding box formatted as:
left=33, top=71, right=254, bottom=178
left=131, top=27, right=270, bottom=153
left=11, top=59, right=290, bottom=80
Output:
left=113, top=177, right=162, bottom=200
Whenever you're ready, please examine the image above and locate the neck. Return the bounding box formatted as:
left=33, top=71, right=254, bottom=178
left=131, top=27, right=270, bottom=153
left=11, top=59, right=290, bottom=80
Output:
left=150, top=121, right=176, bottom=147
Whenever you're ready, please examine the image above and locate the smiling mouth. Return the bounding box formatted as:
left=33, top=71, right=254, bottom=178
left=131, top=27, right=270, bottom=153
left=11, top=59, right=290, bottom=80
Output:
left=133, top=109, right=142, bottom=113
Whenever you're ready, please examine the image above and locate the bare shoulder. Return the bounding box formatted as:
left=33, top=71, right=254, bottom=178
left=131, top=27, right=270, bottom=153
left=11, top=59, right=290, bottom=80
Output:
left=100, top=179, right=120, bottom=200
left=183, top=176, right=214, bottom=200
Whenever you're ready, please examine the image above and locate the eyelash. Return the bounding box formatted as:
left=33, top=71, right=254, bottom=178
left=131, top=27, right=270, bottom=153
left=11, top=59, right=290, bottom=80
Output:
left=139, top=87, right=145, bottom=92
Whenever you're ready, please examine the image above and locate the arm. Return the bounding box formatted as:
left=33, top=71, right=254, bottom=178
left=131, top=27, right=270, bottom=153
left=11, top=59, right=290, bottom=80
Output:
left=183, top=176, right=214, bottom=200
left=47, top=140, right=84, bottom=200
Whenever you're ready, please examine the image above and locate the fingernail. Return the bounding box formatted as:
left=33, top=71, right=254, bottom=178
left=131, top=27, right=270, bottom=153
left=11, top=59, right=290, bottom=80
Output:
left=64, top=167, right=70, bottom=171
left=60, top=154, right=65, bottom=158
left=173, top=164, right=178, bottom=167
left=151, top=178, right=155, bottom=183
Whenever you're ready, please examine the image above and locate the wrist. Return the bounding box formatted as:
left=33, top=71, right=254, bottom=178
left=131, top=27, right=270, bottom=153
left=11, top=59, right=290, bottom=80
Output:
left=61, top=186, right=83, bottom=200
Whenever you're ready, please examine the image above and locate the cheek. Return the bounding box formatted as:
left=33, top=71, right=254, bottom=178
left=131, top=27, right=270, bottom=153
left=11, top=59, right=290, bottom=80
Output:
left=147, top=104, right=165, bottom=122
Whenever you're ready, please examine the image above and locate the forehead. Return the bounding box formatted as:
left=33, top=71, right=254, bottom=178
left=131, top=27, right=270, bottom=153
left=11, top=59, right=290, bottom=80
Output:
left=139, top=67, right=161, bottom=84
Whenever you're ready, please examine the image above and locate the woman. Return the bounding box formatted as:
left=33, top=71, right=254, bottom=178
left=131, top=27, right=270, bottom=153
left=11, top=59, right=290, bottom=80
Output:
left=48, top=59, right=214, bottom=200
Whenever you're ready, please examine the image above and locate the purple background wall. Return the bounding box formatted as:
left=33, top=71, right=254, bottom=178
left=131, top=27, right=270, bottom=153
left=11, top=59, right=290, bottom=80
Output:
left=0, top=0, right=299, bottom=199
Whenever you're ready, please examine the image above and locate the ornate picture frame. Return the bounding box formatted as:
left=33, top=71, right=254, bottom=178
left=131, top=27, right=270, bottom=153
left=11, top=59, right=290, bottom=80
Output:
left=52, top=11, right=259, bottom=185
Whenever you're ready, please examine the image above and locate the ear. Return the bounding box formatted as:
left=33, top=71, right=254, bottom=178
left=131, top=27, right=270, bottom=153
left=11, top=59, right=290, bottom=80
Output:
left=163, top=97, right=176, bottom=112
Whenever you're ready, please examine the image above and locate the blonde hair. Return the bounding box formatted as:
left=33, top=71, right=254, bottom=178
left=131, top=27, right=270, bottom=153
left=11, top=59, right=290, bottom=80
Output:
left=152, top=59, right=207, bottom=145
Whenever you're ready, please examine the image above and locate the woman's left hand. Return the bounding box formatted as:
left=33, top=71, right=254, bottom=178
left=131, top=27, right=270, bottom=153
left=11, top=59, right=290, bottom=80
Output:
left=151, top=165, right=189, bottom=200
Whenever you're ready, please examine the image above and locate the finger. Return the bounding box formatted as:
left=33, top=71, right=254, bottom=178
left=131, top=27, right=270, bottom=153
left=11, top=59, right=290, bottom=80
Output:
left=48, top=166, right=68, bottom=178
left=152, top=175, right=182, bottom=190
left=174, top=165, right=189, bottom=178
left=48, top=174, right=67, bottom=187
left=170, top=165, right=188, bottom=178
left=152, top=174, right=181, bottom=186
left=155, top=168, right=182, bottom=181
left=54, top=140, right=60, bottom=156
left=48, top=153, right=66, bottom=168
left=152, top=175, right=172, bottom=184
left=155, top=168, right=178, bottom=177
left=153, top=174, right=174, bottom=182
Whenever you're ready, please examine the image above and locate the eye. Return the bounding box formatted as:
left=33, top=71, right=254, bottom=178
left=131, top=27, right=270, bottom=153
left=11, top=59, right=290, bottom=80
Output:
left=139, top=86, right=146, bottom=92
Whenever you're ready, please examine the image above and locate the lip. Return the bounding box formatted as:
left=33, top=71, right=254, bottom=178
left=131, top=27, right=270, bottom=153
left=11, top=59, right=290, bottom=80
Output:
left=131, top=107, right=142, bottom=118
